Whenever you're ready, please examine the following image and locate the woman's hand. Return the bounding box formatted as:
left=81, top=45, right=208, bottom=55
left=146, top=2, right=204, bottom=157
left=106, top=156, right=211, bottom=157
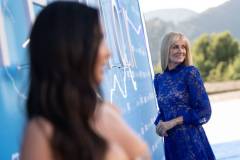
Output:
left=156, top=117, right=183, bottom=137
left=156, top=120, right=175, bottom=137
left=156, top=121, right=167, bottom=137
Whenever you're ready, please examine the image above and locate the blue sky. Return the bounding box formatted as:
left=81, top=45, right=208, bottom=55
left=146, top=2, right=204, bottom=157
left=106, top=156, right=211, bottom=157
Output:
left=139, top=0, right=230, bottom=13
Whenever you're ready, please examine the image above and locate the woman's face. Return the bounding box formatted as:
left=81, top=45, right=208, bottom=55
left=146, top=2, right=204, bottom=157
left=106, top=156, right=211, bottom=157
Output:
left=169, top=39, right=186, bottom=65
left=94, top=39, right=111, bottom=85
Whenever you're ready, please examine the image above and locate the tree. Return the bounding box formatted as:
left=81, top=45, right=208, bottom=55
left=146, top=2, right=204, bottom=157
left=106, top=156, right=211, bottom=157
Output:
left=210, top=32, right=239, bottom=63
left=232, top=55, right=240, bottom=79
left=192, top=31, right=240, bottom=81
left=192, top=34, right=212, bottom=79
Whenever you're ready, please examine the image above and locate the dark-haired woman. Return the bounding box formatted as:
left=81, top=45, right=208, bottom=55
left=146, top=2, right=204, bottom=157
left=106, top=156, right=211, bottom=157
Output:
left=20, top=2, right=150, bottom=160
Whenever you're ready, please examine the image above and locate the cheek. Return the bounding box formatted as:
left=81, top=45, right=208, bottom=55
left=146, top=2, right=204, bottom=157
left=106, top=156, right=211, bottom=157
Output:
left=94, top=41, right=110, bottom=84
left=169, top=51, right=176, bottom=59
left=95, top=59, right=103, bottom=79
left=94, top=54, right=106, bottom=84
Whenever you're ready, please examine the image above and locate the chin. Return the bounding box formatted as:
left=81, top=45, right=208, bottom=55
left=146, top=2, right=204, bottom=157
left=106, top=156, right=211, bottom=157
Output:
left=179, top=60, right=185, bottom=64
left=177, top=59, right=185, bottom=63
left=97, top=76, right=103, bottom=84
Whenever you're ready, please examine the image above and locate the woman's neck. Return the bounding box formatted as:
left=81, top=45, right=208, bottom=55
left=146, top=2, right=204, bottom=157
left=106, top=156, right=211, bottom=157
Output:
left=168, top=63, right=179, bottom=70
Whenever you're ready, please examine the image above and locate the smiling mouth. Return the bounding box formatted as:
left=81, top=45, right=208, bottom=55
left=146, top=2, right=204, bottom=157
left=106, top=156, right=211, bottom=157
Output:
left=175, top=54, right=184, bottom=57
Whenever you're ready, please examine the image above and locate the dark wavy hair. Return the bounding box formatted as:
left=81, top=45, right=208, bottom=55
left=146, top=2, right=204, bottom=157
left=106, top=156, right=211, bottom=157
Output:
left=27, top=1, right=107, bottom=160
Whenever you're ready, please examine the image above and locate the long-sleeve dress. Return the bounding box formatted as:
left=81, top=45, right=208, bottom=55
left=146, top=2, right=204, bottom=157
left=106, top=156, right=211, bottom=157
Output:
left=154, top=64, right=216, bottom=160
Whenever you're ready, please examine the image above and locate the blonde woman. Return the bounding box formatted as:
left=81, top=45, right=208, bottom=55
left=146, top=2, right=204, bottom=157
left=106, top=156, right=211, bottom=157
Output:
left=154, top=32, right=215, bottom=160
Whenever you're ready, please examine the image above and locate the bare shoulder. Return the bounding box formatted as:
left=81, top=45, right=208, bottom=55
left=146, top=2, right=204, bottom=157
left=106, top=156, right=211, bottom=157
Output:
left=95, top=102, right=151, bottom=160
left=27, top=117, right=53, bottom=141
left=20, top=117, right=53, bottom=160
left=103, top=101, right=121, bottom=114
left=94, top=102, right=122, bottom=132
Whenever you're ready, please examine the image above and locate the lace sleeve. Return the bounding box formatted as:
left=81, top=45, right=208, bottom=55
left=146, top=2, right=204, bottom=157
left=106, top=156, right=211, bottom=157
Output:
left=182, top=66, right=212, bottom=126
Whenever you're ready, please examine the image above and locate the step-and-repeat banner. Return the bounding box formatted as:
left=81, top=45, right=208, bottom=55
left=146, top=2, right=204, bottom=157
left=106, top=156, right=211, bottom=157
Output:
left=0, top=0, right=164, bottom=159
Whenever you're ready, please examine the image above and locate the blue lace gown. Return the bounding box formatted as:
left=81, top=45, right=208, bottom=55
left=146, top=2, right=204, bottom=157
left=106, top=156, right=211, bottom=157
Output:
left=154, top=64, right=216, bottom=160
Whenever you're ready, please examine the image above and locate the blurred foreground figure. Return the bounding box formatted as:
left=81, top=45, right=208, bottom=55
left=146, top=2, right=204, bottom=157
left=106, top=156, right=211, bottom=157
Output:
left=20, top=2, right=150, bottom=160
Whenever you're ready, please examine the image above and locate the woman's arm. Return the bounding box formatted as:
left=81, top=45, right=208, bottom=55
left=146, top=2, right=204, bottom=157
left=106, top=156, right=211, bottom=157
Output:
left=181, top=66, right=212, bottom=126
left=20, top=118, right=53, bottom=160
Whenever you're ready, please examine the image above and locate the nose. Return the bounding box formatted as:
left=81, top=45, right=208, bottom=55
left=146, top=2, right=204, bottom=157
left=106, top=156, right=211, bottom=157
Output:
left=178, top=47, right=184, bottom=53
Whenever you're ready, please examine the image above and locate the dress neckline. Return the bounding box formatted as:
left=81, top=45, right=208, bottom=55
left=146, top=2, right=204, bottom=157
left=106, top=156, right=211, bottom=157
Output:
left=165, top=64, right=185, bottom=73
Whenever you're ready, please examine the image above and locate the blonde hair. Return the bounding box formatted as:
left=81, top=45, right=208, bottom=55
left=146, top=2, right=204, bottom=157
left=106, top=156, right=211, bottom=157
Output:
left=160, top=32, right=193, bottom=71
